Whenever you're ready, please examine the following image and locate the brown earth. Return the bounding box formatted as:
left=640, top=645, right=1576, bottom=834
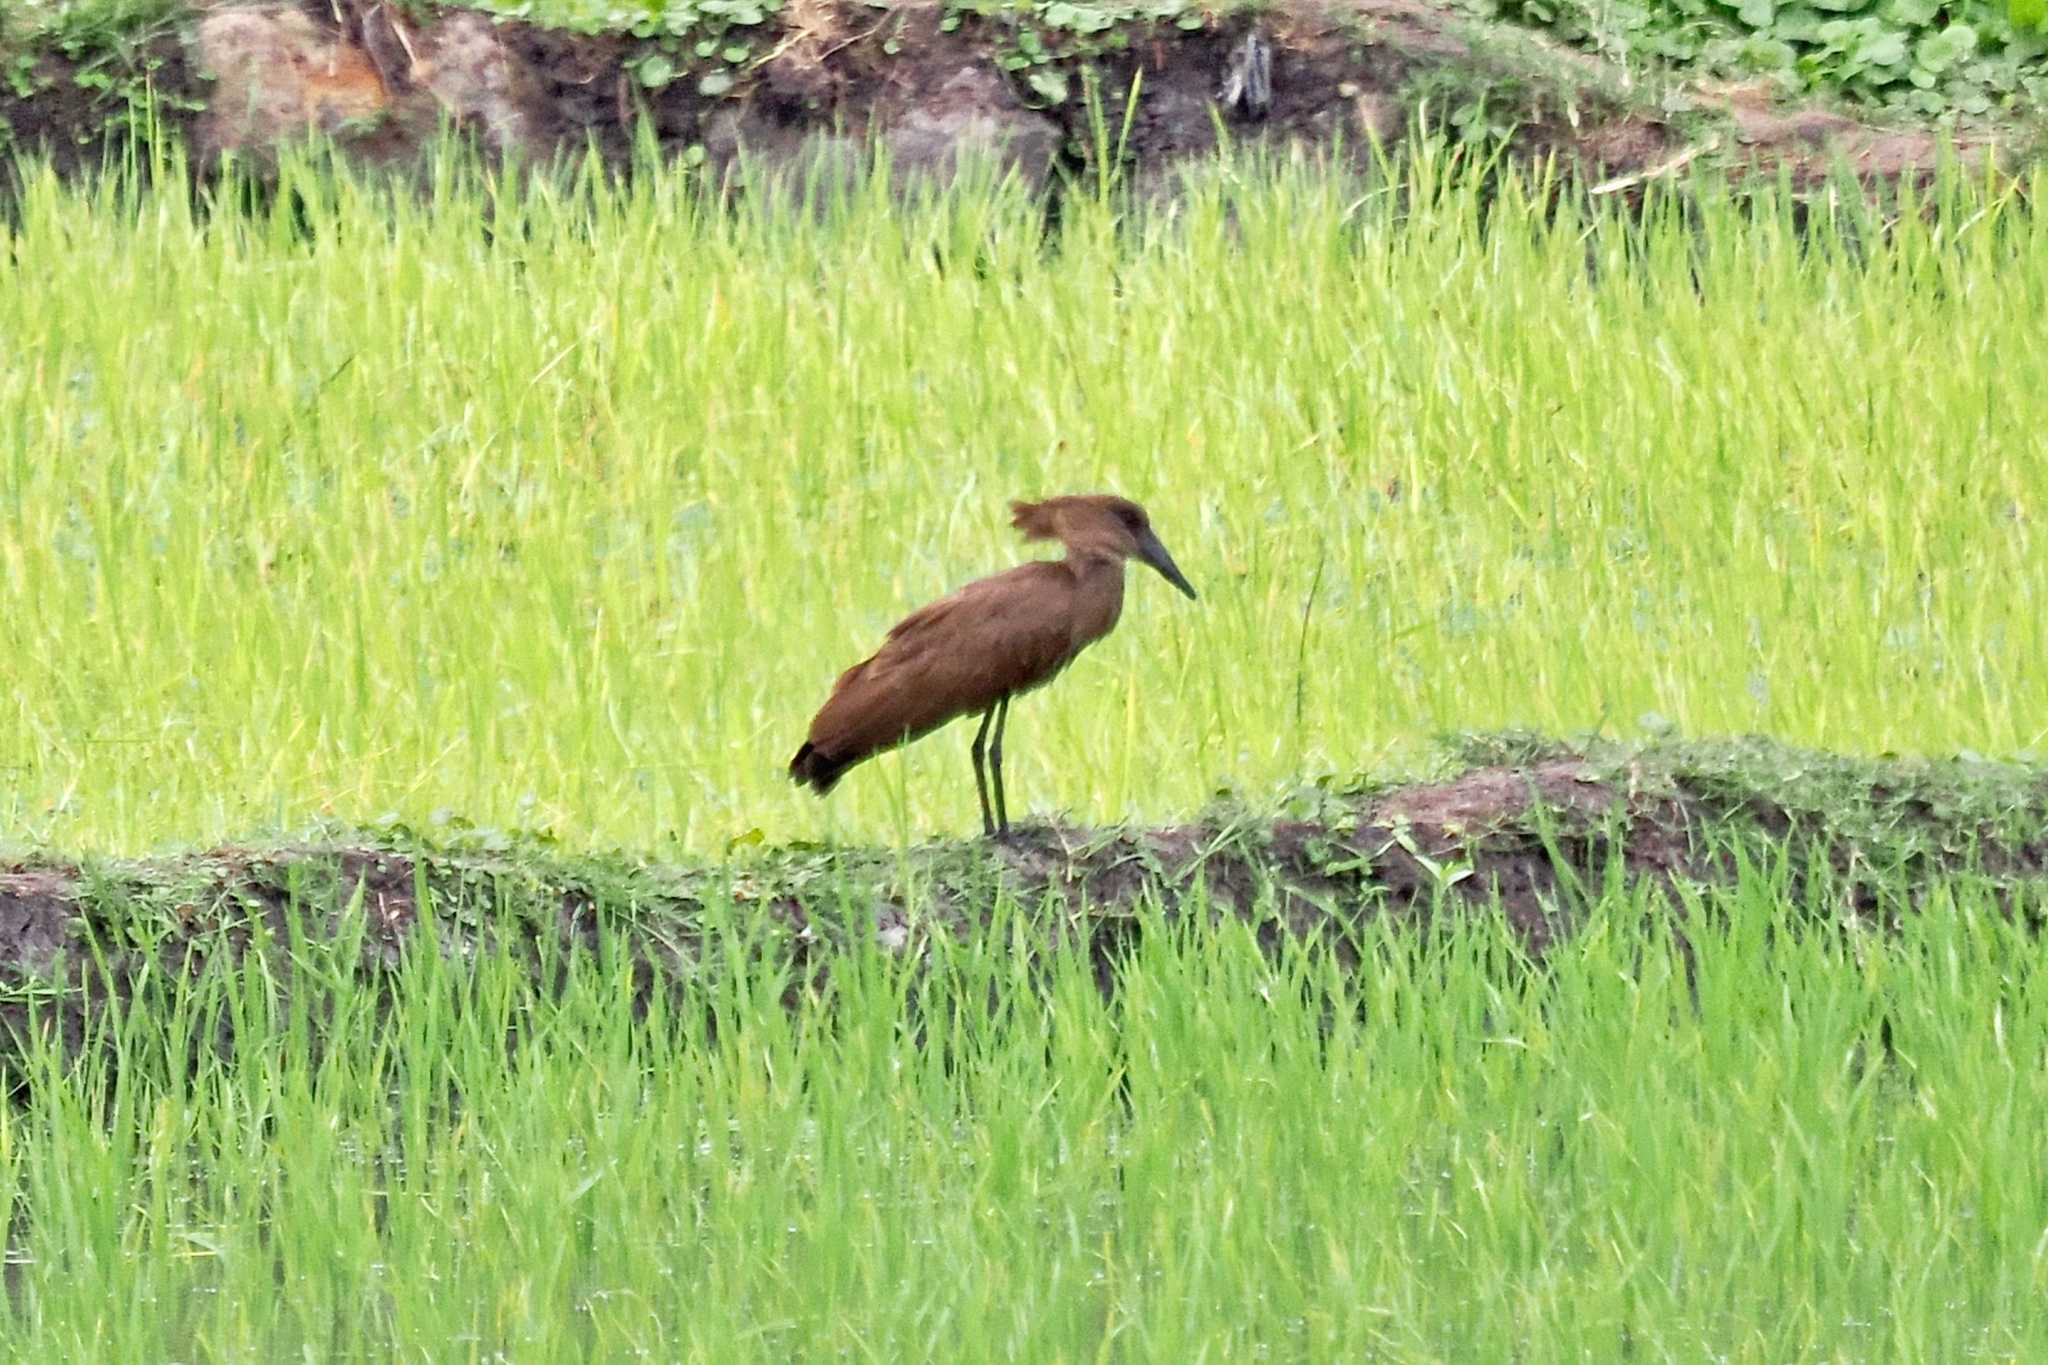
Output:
left=4, top=741, right=2045, bottom=1076
left=0, top=0, right=2021, bottom=194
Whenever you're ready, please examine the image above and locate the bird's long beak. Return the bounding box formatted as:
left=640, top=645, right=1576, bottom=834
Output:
left=1137, top=528, right=1198, bottom=600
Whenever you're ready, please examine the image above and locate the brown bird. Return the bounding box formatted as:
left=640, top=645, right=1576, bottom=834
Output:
left=790, top=494, right=1198, bottom=837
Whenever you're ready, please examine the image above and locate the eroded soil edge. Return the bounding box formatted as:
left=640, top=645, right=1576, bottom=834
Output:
left=1, top=0, right=2016, bottom=192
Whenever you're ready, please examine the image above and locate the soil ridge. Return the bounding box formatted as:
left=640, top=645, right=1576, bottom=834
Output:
left=4, top=737, right=2045, bottom=1075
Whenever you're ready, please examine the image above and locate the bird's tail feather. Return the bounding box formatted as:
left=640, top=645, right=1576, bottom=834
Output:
left=789, top=742, right=852, bottom=794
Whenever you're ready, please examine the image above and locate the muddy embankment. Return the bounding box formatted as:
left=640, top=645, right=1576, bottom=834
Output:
left=0, top=0, right=2017, bottom=195
left=4, top=738, right=2046, bottom=1073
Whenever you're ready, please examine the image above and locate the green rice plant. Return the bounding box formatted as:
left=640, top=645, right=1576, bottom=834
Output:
left=1, top=147, right=2045, bottom=856
left=2, top=866, right=2044, bottom=1358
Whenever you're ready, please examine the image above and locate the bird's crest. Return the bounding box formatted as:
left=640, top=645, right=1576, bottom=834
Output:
left=1010, top=498, right=1060, bottom=542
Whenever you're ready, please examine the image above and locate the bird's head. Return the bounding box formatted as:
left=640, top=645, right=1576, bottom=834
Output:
left=1011, top=494, right=1198, bottom=600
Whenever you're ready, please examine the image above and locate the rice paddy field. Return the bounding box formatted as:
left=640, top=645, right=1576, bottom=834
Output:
left=4, top=145, right=2048, bottom=1358
left=5, top=151, right=2047, bottom=855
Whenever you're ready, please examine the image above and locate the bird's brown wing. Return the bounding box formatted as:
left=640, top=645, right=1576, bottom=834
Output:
left=802, top=561, right=1080, bottom=773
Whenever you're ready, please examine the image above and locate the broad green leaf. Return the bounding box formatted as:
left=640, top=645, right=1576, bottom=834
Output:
left=1026, top=66, right=1070, bottom=103
left=1854, top=28, right=1909, bottom=67
left=1916, top=22, right=1978, bottom=71
left=633, top=52, right=675, bottom=89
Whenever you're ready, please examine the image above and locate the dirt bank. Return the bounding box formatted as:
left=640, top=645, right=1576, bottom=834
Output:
left=0, top=0, right=2022, bottom=193
left=4, top=737, right=2044, bottom=1076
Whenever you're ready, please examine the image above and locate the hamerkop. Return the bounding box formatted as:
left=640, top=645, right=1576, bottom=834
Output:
left=790, top=494, right=1198, bottom=837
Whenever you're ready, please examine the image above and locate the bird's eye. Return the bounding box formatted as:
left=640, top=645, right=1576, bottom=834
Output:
left=1118, top=507, right=1143, bottom=529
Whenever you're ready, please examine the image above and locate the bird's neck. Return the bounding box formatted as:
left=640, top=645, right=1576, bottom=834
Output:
left=1063, top=550, right=1127, bottom=648
left=1063, top=546, right=1127, bottom=582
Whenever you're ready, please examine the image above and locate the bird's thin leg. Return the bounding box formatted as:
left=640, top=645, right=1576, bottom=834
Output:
left=989, top=694, right=1011, bottom=836
left=970, top=704, right=997, bottom=838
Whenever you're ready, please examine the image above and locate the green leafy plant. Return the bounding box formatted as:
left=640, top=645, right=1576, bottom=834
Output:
left=0, top=0, right=199, bottom=137
left=1477, top=0, right=2048, bottom=115
left=945, top=1, right=1221, bottom=105
left=459, top=0, right=777, bottom=95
